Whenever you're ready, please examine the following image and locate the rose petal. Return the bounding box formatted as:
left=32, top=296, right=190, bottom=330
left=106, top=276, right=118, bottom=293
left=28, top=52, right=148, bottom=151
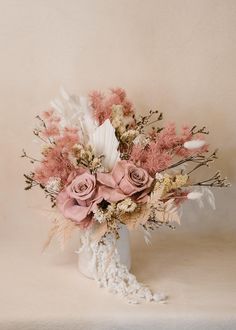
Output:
left=63, top=203, right=91, bottom=223
left=66, top=172, right=96, bottom=200
left=119, top=177, right=136, bottom=195
left=112, top=160, right=126, bottom=184
left=97, top=185, right=126, bottom=202
left=97, top=172, right=117, bottom=188
left=57, top=190, right=92, bottom=223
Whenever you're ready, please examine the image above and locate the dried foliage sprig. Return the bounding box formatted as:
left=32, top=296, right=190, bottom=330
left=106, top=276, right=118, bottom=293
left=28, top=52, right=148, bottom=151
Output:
left=190, top=125, right=209, bottom=135
left=193, top=171, right=230, bottom=187
left=21, top=149, right=42, bottom=164
left=166, top=150, right=217, bottom=173
left=136, top=109, right=163, bottom=133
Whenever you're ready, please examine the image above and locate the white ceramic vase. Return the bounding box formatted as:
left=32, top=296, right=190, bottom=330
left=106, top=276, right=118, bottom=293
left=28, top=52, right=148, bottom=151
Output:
left=78, top=224, right=131, bottom=279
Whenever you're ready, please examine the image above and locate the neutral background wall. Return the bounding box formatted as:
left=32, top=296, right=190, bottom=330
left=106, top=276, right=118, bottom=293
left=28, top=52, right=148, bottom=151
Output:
left=0, top=0, right=235, bottom=251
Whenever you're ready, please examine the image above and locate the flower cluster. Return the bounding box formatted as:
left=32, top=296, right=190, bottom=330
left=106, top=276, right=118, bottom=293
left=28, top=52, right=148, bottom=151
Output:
left=22, top=88, right=229, bottom=245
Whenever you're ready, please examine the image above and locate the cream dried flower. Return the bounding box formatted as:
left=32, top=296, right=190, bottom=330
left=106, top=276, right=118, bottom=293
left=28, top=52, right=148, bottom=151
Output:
left=72, top=143, right=83, bottom=155
left=68, top=152, right=79, bottom=168
left=93, top=203, right=116, bottom=223
left=111, top=117, right=122, bottom=129
left=111, top=104, right=124, bottom=117
left=90, top=157, right=103, bottom=171
left=154, top=173, right=188, bottom=197
left=45, top=177, right=62, bottom=195
left=93, top=209, right=107, bottom=223
left=172, top=174, right=189, bottom=189
left=133, top=134, right=150, bottom=147
left=120, top=130, right=138, bottom=143
left=41, top=145, right=53, bottom=156
left=117, top=198, right=137, bottom=213
left=111, top=105, right=126, bottom=135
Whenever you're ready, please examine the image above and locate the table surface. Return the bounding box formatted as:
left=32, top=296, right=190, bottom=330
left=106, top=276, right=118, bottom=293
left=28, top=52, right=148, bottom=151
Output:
left=1, top=225, right=236, bottom=330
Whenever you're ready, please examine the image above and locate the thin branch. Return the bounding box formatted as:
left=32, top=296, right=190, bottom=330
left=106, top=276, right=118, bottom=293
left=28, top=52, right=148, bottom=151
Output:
left=190, top=125, right=209, bottom=135
left=21, top=149, right=42, bottom=163
left=187, top=150, right=218, bottom=175
left=192, top=171, right=230, bottom=187
left=35, top=115, right=54, bottom=145
left=33, top=129, right=49, bottom=144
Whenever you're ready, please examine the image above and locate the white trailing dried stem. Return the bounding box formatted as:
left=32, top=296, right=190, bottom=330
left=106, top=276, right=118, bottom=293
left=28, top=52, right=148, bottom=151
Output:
left=78, top=233, right=167, bottom=304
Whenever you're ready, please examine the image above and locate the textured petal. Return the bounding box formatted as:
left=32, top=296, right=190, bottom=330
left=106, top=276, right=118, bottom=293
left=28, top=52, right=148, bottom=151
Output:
left=111, top=160, right=125, bottom=184
left=96, top=172, right=117, bottom=188
left=97, top=186, right=126, bottom=202
left=64, top=203, right=91, bottom=223
left=57, top=189, right=91, bottom=223
left=119, top=177, right=136, bottom=195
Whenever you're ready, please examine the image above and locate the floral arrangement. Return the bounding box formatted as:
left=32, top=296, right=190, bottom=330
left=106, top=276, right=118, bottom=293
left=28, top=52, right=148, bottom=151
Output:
left=22, top=88, right=229, bottom=303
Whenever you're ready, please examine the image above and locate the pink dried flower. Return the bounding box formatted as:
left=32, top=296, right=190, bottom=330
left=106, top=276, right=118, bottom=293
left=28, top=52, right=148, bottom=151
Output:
left=130, top=142, right=172, bottom=175
left=43, top=124, right=60, bottom=138
left=131, top=123, right=208, bottom=175
left=89, top=88, right=134, bottom=125
left=34, top=126, right=79, bottom=185
left=42, top=109, right=61, bottom=123
left=40, top=109, right=61, bottom=138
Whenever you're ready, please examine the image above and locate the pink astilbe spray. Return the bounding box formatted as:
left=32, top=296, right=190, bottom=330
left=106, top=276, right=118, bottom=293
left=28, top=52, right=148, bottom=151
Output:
left=34, top=116, right=79, bottom=185
left=130, top=143, right=172, bottom=175
left=130, top=123, right=208, bottom=175
left=40, top=109, right=61, bottom=138
left=89, top=88, right=134, bottom=125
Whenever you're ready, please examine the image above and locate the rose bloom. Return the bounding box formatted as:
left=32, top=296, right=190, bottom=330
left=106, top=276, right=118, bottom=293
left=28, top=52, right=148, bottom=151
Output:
left=97, top=160, right=153, bottom=200
left=57, top=168, right=127, bottom=227
left=57, top=169, right=99, bottom=228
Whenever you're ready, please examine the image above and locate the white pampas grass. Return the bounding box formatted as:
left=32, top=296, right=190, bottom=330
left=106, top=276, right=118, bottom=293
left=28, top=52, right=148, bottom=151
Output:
left=51, top=87, right=98, bottom=143
left=90, top=119, right=120, bottom=171
left=184, top=140, right=206, bottom=150
left=78, top=96, right=98, bottom=143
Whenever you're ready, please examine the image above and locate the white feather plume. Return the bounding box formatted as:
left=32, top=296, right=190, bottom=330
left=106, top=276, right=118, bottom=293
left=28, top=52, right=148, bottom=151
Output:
left=90, top=119, right=120, bottom=171
left=50, top=87, right=97, bottom=143
left=78, top=96, right=98, bottom=143
left=50, top=89, right=119, bottom=170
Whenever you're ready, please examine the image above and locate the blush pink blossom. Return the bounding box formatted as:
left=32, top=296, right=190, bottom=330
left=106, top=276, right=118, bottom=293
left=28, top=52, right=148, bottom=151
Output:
left=89, top=88, right=134, bottom=125
left=34, top=126, right=79, bottom=185
left=97, top=160, right=153, bottom=201
left=57, top=171, right=99, bottom=225
left=130, top=123, right=208, bottom=175
left=57, top=168, right=127, bottom=224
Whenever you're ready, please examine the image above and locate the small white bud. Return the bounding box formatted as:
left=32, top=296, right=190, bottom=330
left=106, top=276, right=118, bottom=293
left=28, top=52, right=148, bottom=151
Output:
left=184, top=140, right=206, bottom=150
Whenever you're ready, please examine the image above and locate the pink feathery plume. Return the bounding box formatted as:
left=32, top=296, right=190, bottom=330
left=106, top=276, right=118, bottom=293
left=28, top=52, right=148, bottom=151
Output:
left=34, top=126, right=79, bottom=185
left=89, top=88, right=134, bottom=125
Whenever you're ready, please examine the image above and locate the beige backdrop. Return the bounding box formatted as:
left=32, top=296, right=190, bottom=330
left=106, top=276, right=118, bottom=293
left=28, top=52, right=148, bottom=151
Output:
left=0, top=0, right=235, bottom=236
left=0, top=0, right=236, bottom=328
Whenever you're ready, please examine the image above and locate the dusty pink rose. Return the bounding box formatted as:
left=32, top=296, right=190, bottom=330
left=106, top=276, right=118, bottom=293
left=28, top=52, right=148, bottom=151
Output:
left=97, top=160, right=153, bottom=199
left=57, top=169, right=127, bottom=225
left=66, top=172, right=96, bottom=201
left=113, top=161, right=153, bottom=195
left=57, top=172, right=100, bottom=226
